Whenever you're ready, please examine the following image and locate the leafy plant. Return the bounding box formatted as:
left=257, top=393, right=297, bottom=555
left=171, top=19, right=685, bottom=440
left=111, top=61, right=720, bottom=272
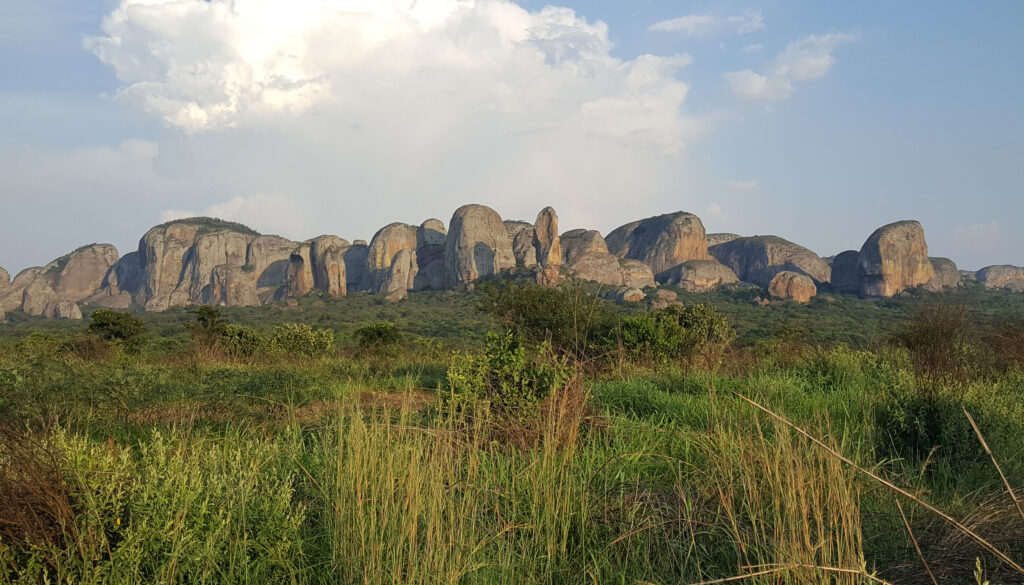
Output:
left=354, top=322, right=402, bottom=351
left=270, top=323, right=335, bottom=358
left=88, top=309, right=147, bottom=354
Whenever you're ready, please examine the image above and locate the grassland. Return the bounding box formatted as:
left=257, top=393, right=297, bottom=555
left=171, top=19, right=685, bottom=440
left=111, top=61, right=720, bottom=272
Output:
left=1, top=282, right=1023, bottom=584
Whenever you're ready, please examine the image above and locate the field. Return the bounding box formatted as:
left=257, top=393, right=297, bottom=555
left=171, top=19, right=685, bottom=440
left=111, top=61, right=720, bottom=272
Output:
left=1, top=281, right=1023, bottom=584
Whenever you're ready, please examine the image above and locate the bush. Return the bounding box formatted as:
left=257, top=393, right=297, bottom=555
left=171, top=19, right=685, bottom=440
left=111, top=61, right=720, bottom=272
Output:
left=88, top=309, right=147, bottom=354
left=270, top=323, right=335, bottom=358
left=220, top=324, right=271, bottom=359
left=444, top=330, right=574, bottom=416
left=478, top=282, right=619, bottom=361
left=354, top=322, right=402, bottom=351
left=618, top=304, right=735, bottom=368
left=897, top=300, right=971, bottom=400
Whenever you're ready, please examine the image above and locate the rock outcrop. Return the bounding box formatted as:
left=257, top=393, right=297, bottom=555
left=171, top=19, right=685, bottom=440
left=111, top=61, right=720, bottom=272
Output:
left=926, top=258, right=961, bottom=291
left=768, top=271, right=817, bottom=303
left=505, top=221, right=538, bottom=269
left=170, top=231, right=251, bottom=307
left=52, top=244, right=120, bottom=301
left=567, top=253, right=654, bottom=288
left=414, top=219, right=448, bottom=291
left=247, top=235, right=297, bottom=289
left=709, top=235, right=830, bottom=287
left=960, top=270, right=977, bottom=283
left=365, top=223, right=418, bottom=291
left=534, top=207, right=561, bottom=286
left=287, top=244, right=315, bottom=298
left=857, top=221, right=934, bottom=298
left=706, top=233, right=742, bottom=247
left=657, top=260, right=740, bottom=292
left=560, top=229, right=609, bottom=266
left=344, top=242, right=370, bottom=290
left=310, top=236, right=349, bottom=297
left=382, top=249, right=416, bottom=302
left=0, top=266, right=8, bottom=288
left=828, top=250, right=861, bottom=294
left=976, top=265, right=1024, bottom=292
left=205, top=264, right=260, bottom=307
left=620, top=259, right=656, bottom=288
left=42, top=300, right=82, bottom=320
left=606, top=212, right=713, bottom=275
left=444, top=204, right=515, bottom=285
left=0, top=268, right=45, bottom=312
left=22, top=280, right=58, bottom=316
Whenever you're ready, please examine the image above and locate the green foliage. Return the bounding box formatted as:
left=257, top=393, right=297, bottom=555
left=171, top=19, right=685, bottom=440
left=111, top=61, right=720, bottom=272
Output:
left=618, top=304, right=735, bottom=367
left=220, top=324, right=271, bottom=359
left=477, top=282, right=619, bottom=360
left=88, top=309, right=147, bottom=354
left=354, top=322, right=402, bottom=350
left=270, top=323, right=335, bottom=358
left=444, top=330, right=573, bottom=415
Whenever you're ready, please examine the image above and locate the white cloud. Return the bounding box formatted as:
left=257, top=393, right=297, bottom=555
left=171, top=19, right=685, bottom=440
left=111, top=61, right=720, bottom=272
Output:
left=161, top=194, right=306, bottom=237
left=741, top=44, right=762, bottom=54
left=726, top=32, right=857, bottom=102
left=729, top=180, right=758, bottom=191
left=650, top=9, right=762, bottom=37
left=704, top=202, right=729, bottom=223
left=84, top=0, right=699, bottom=241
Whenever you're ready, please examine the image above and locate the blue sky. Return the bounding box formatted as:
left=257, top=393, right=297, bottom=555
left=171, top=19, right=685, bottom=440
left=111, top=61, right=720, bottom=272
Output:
left=1, top=0, right=1021, bottom=274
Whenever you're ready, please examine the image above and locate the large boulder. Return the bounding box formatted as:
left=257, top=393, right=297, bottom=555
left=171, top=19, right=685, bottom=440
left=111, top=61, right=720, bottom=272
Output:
left=560, top=229, right=609, bottom=266
left=706, top=233, right=742, bottom=247
left=605, top=212, right=713, bottom=275
left=620, top=259, right=656, bottom=288
left=710, top=235, right=830, bottom=287
left=505, top=221, right=538, bottom=269
left=976, top=265, right=1024, bottom=292
left=828, top=250, right=861, bottom=294
left=52, top=244, right=120, bottom=300
left=768, top=271, right=817, bottom=303
left=169, top=231, right=252, bottom=307
left=365, top=223, right=418, bottom=291
left=381, top=249, right=416, bottom=302
left=247, top=235, right=297, bottom=289
left=926, top=257, right=961, bottom=291
left=344, top=242, right=370, bottom=291
left=310, top=235, right=349, bottom=297
left=534, top=207, right=561, bottom=286
left=414, top=219, right=448, bottom=291
left=287, top=243, right=315, bottom=298
left=204, top=264, right=260, bottom=307
left=0, top=267, right=45, bottom=312
left=657, top=259, right=739, bottom=292
left=960, top=270, right=977, bottom=283
left=444, top=204, right=515, bottom=285
left=568, top=253, right=625, bottom=286
left=42, top=300, right=82, bottom=320
left=0, top=266, right=9, bottom=288
left=857, top=220, right=934, bottom=298
left=22, top=280, right=59, bottom=316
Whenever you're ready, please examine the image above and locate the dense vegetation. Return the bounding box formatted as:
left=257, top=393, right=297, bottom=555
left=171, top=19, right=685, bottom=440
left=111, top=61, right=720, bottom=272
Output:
left=1, top=282, right=1023, bottom=584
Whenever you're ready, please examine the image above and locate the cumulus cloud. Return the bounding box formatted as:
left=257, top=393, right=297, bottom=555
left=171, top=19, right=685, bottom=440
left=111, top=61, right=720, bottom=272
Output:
left=649, top=9, right=762, bottom=37
left=85, top=0, right=698, bottom=240
left=726, top=32, right=857, bottom=101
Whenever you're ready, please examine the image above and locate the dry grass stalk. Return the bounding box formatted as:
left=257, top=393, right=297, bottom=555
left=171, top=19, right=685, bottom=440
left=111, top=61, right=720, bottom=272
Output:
left=963, top=406, right=1024, bottom=526
left=893, top=496, right=939, bottom=585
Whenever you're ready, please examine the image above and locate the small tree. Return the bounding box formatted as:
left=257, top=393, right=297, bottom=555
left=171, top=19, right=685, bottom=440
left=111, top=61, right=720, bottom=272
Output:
left=87, top=309, right=147, bottom=354
left=354, top=322, right=402, bottom=351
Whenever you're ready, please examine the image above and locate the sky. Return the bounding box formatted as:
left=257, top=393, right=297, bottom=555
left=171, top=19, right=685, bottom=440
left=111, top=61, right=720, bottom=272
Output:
left=1, top=0, right=1021, bottom=274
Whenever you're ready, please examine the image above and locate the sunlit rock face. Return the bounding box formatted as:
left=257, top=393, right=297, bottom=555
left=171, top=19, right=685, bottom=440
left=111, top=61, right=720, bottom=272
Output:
left=444, top=204, right=515, bottom=285
left=857, top=220, right=934, bottom=298
left=606, top=212, right=713, bottom=276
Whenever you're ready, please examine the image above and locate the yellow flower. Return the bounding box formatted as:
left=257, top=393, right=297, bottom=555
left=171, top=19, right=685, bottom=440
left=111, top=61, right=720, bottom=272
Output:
left=116, top=517, right=121, bottom=526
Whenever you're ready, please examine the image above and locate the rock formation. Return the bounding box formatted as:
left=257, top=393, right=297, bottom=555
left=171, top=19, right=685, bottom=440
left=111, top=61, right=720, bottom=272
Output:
left=960, top=270, right=977, bottom=283
left=926, top=258, right=961, bottom=291
left=444, top=204, right=515, bottom=285
left=828, top=250, right=861, bottom=294
left=619, top=260, right=656, bottom=288
left=606, top=212, right=713, bottom=275
left=709, top=235, right=830, bottom=287
left=657, top=260, right=740, bottom=292
left=976, top=265, right=1024, bottom=292
left=382, top=249, right=416, bottom=302
left=0, top=268, right=45, bottom=313
left=505, top=221, right=538, bottom=269
left=365, top=223, right=418, bottom=291
left=768, top=271, right=817, bottom=303
left=287, top=244, right=315, bottom=298
left=857, top=221, right=934, bottom=298
left=706, top=233, right=742, bottom=247
left=53, top=244, right=120, bottom=300
left=344, top=242, right=370, bottom=290
left=560, top=229, right=609, bottom=266
left=414, top=219, right=448, bottom=291
left=534, top=207, right=561, bottom=286
left=310, top=236, right=349, bottom=297
left=247, top=235, right=297, bottom=289
left=0, top=266, right=8, bottom=288
left=42, top=299, right=82, bottom=320
left=205, top=264, right=260, bottom=307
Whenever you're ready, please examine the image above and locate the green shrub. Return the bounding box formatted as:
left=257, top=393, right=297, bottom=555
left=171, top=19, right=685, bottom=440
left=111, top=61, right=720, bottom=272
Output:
left=354, top=322, right=402, bottom=350
left=618, top=304, right=735, bottom=368
left=88, top=310, right=147, bottom=354
left=220, top=324, right=271, bottom=359
left=270, top=323, right=335, bottom=358
left=444, top=330, right=574, bottom=416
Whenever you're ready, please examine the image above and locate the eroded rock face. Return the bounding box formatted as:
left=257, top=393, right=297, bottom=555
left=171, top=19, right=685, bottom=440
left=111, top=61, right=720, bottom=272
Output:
left=417, top=219, right=447, bottom=268
left=976, top=265, right=1024, bottom=292
left=710, top=235, right=830, bottom=287
left=444, top=204, right=515, bottom=285
left=560, top=229, right=608, bottom=266
left=0, top=266, right=9, bottom=288
left=960, top=270, right=977, bottom=283
left=857, top=221, right=934, bottom=298
left=829, top=250, right=861, bottom=294
left=42, top=300, right=82, bottom=320
left=287, top=243, right=315, bottom=298
left=768, top=271, right=817, bottom=303
left=204, top=264, right=260, bottom=307
left=706, top=233, right=742, bottom=247
left=382, top=249, right=416, bottom=302
left=534, top=207, right=561, bottom=286
left=311, top=235, right=349, bottom=297
left=616, top=287, right=645, bottom=303
left=606, top=212, right=713, bottom=275
left=22, top=280, right=58, bottom=316
left=505, top=221, right=538, bottom=269
left=569, top=253, right=625, bottom=286
left=657, top=260, right=739, bottom=292
left=0, top=268, right=45, bottom=312
left=364, top=223, right=418, bottom=291
left=170, top=231, right=252, bottom=307
left=620, top=259, right=656, bottom=288
left=247, top=235, right=297, bottom=289
left=54, top=244, right=120, bottom=300
left=927, top=258, right=961, bottom=291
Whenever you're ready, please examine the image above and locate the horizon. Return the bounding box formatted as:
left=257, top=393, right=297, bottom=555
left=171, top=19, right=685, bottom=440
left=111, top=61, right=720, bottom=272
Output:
left=1, top=0, right=1021, bottom=274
